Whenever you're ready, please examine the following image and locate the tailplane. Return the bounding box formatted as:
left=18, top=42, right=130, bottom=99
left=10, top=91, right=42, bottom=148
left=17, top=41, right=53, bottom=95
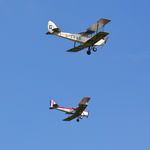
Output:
left=49, top=100, right=59, bottom=109
left=47, top=21, right=61, bottom=34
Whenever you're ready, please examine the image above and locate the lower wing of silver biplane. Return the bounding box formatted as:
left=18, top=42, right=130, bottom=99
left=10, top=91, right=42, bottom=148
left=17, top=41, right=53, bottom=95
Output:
left=67, top=31, right=109, bottom=52
left=63, top=97, right=91, bottom=121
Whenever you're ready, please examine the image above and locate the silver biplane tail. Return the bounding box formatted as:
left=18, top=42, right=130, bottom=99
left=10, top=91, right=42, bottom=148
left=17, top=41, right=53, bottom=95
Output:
left=47, top=21, right=61, bottom=34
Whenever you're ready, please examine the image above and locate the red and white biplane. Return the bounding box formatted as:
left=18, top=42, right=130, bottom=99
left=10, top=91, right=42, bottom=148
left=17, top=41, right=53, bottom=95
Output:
left=49, top=97, right=91, bottom=122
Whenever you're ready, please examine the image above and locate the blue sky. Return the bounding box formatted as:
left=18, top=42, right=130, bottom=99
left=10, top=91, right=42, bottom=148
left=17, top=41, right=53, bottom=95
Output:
left=0, top=0, right=150, bottom=149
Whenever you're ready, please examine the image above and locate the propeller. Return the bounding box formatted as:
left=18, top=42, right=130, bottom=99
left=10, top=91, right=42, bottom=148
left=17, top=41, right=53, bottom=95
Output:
left=87, top=111, right=89, bottom=118
left=104, top=37, right=109, bottom=44
left=101, top=37, right=109, bottom=51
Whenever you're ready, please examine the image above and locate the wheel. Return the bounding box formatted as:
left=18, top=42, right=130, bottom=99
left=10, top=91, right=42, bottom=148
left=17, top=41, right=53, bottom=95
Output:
left=87, top=50, right=91, bottom=55
left=76, top=118, right=80, bottom=122
left=93, top=47, right=97, bottom=52
left=80, top=116, right=83, bottom=119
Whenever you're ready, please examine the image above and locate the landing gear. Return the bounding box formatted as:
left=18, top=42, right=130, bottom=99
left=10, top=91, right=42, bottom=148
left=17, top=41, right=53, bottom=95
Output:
left=87, top=46, right=97, bottom=55
left=76, top=118, right=80, bottom=122
left=87, top=47, right=91, bottom=55
left=80, top=116, right=83, bottom=119
left=93, top=47, right=97, bottom=52
left=87, top=50, right=91, bottom=55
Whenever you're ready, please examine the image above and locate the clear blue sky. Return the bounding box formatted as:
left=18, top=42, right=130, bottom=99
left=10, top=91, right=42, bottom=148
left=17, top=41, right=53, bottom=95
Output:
left=0, top=0, right=150, bottom=149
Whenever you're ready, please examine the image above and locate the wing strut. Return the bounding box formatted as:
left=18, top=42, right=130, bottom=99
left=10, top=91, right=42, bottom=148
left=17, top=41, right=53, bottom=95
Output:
left=74, top=42, right=76, bottom=48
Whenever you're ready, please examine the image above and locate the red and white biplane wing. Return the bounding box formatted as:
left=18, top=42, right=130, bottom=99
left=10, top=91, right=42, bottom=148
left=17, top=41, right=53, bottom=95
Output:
left=63, top=97, right=91, bottom=121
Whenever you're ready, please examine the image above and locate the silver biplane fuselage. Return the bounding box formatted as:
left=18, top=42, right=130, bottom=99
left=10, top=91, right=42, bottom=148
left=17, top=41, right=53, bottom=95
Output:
left=54, top=32, right=105, bottom=46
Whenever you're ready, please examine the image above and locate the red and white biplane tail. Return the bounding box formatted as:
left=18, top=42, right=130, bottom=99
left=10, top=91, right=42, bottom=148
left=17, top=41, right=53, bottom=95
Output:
left=49, top=100, right=59, bottom=109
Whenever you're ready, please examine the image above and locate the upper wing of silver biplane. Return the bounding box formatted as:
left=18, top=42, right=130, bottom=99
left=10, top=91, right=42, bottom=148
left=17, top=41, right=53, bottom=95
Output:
left=66, top=44, right=88, bottom=52
left=86, top=18, right=111, bottom=34
left=63, top=97, right=91, bottom=121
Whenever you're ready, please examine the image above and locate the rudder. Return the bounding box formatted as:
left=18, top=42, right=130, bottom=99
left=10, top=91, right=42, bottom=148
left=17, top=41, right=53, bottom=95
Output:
left=49, top=100, right=59, bottom=109
left=47, top=21, right=61, bottom=34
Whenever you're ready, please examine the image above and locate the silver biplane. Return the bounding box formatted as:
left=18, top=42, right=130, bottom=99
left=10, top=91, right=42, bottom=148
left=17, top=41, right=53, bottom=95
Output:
left=46, top=18, right=111, bottom=55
